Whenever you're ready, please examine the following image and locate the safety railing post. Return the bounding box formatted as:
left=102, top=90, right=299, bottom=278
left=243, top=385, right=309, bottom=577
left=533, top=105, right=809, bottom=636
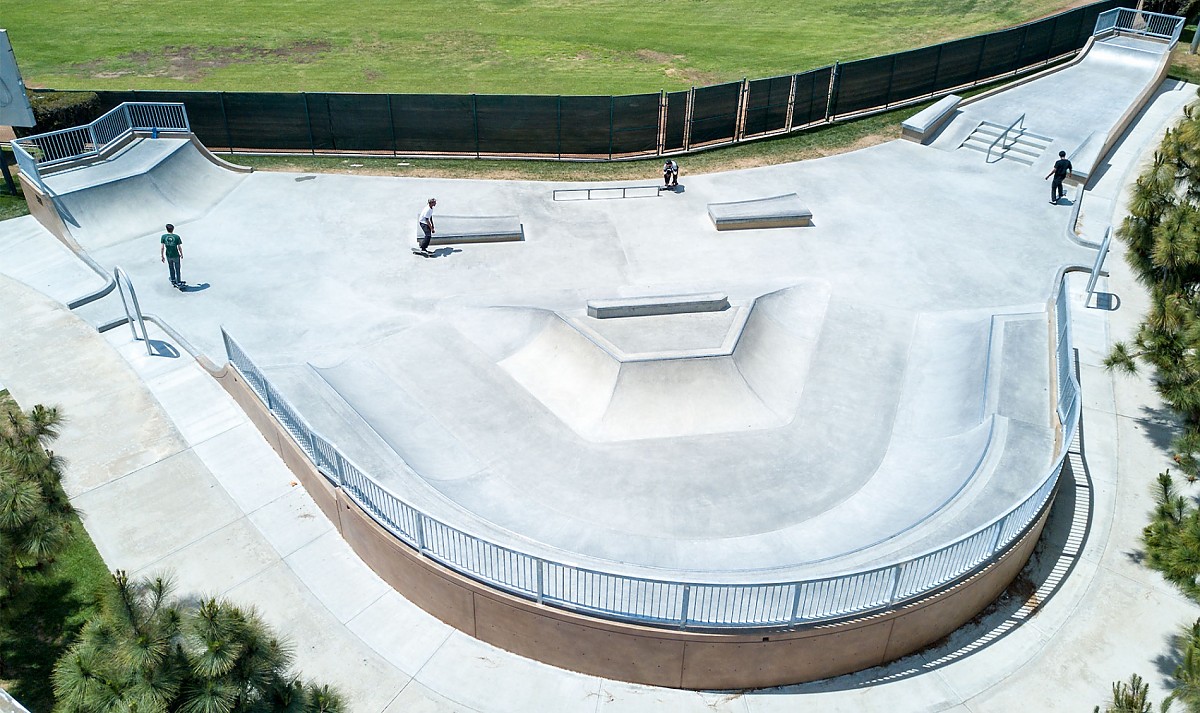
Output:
left=887, top=563, right=905, bottom=604
left=989, top=519, right=1005, bottom=553
left=680, top=584, right=691, bottom=629
left=536, top=560, right=545, bottom=604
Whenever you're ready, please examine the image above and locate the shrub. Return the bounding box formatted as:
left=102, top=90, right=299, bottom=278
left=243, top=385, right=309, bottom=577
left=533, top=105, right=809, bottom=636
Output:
left=13, top=90, right=102, bottom=138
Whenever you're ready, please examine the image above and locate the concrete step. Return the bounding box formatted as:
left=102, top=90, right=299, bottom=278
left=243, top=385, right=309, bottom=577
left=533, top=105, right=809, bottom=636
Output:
left=958, top=120, right=1051, bottom=166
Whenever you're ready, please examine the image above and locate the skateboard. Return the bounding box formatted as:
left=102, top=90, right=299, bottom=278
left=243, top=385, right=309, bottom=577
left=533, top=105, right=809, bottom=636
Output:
left=411, top=248, right=433, bottom=258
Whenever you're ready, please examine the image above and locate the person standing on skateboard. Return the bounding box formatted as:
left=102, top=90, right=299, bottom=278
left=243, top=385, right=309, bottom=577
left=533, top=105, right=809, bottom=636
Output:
left=160, top=223, right=184, bottom=289
left=417, top=198, right=436, bottom=256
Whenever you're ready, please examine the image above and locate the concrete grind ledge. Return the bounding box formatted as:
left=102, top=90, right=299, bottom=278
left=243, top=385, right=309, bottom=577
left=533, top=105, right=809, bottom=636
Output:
left=587, top=292, right=730, bottom=319
left=707, top=193, right=813, bottom=230
left=428, top=215, right=524, bottom=244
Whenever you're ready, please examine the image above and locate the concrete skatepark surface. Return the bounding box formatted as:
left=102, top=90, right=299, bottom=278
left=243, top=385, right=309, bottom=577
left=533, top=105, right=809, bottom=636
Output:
left=2, top=30, right=1200, bottom=705
left=29, top=41, right=1167, bottom=582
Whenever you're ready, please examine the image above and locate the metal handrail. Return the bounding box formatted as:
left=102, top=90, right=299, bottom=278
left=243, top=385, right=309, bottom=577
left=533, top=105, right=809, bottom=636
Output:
left=986, top=113, right=1025, bottom=163
left=219, top=273, right=1079, bottom=631
left=1085, top=226, right=1113, bottom=296
left=113, top=267, right=151, bottom=356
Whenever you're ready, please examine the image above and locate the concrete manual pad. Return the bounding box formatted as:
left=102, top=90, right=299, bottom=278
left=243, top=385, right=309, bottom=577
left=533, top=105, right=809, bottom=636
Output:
left=707, top=192, right=813, bottom=229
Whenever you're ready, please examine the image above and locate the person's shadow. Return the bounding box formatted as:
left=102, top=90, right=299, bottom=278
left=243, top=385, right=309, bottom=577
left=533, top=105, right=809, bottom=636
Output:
left=428, top=248, right=462, bottom=258
left=180, top=282, right=210, bottom=292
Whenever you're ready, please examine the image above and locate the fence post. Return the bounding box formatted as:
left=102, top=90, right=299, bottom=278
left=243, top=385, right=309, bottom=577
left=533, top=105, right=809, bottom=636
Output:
left=972, top=34, right=987, bottom=88
left=784, top=74, right=797, bottom=133
left=883, top=54, right=897, bottom=109
left=219, top=92, right=234, bottom=154
left=825, top=62, right=839, bottom=121
left=387, top=94, right=398, bottom=156
left=1014, top=25, right=1029, bottom=75
left=556, top=95, right=562, bottom=160
left=608, top=94, right=615, bottom=160
left=789, top=584, right=803, bottom=626
left=656, top=90, right=666, bottom=156
left=472, top=94, right=480, bottom=159
left=931, top=43, right=945, bottom=99
left=682, top=86, right=695, bottom=151
left=416, top=513, right=427, bottom=553
left=323, top=94, right=336, bottom=152
left=302, top=93, right=315, bottom=156
left=734, top=77, right=749, bottom=142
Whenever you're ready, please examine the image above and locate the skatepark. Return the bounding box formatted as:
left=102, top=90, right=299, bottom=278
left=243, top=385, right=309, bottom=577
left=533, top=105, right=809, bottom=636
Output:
left=1, top=7, right=1198, bottom=709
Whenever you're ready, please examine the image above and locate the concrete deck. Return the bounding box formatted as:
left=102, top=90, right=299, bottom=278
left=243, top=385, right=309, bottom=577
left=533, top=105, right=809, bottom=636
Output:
left=1, top=35, right=1198, bottom=710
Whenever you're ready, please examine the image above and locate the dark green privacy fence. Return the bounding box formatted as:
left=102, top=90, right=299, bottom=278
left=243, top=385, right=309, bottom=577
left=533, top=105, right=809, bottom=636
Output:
left=84, top=0, right=1126, bottom=159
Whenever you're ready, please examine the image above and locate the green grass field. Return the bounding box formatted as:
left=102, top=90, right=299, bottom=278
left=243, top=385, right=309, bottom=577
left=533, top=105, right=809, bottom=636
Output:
left=6, top=0, right=1088, bottom=95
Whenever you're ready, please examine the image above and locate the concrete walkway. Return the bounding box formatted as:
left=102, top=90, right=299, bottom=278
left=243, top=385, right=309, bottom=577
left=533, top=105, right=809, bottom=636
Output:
left=1, top=82, right=1199, bottom=712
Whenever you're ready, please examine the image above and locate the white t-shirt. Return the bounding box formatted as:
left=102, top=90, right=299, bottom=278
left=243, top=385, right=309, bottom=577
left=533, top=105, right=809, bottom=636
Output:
left=418, top=205, right=434, bottom=225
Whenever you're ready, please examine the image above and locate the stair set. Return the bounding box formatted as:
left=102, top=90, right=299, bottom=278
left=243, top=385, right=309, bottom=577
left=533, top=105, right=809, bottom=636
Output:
left=958, top=119, right=1052, bottom=166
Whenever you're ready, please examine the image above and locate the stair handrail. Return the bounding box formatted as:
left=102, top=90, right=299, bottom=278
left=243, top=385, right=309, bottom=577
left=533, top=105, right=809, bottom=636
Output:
left=986, top=113, right=1025, bottom=163
left=113, top=266, right=152, bottom=356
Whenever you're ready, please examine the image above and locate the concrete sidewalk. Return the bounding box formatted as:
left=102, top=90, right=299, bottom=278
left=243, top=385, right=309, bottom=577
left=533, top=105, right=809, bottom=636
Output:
left=1, top=83, right=1198, bottom=713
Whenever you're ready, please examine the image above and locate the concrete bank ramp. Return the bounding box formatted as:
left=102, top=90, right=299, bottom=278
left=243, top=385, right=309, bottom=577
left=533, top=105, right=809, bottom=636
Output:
left=41, top=137, right=246, bottom=250
left=931, top=34, right=1171, bottom=171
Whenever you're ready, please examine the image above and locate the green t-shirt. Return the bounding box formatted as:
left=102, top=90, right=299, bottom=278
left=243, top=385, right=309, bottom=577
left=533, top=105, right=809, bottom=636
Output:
left=161, top=233, right=182, bottom=259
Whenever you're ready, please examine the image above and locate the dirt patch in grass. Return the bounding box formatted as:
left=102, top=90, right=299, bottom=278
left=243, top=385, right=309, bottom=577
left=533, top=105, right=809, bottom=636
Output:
left=80, top=40, right=332, bottom=81
left=634, top=49, right=678, bottom=64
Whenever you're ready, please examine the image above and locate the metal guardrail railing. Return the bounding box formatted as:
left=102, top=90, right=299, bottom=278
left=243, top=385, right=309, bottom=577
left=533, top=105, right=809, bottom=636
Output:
left=986, top=113, right=1025, bottom=163
left=219, top=276, right=1079, bottom=631
left=10, top=102, right=189, bottom=191
left=1094, top=8, right=1186, bottom=47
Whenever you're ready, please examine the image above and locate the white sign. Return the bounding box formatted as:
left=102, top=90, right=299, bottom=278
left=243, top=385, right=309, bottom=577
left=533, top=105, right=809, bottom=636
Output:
left=0, top=30, right=36, bottom=127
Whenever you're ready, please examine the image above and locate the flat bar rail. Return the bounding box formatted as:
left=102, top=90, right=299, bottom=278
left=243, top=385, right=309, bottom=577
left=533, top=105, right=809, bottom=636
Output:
left=986, top=113, right=1025, bottom=163
left=552, top=186, right=663, bottom=201
left=220, top=277, right=1079, bottom=631
left=10, top=101, right=189, bottom=190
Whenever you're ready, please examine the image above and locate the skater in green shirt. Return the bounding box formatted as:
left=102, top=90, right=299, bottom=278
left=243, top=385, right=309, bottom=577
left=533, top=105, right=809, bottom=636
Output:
left=161, top=224, right=184, bottom=289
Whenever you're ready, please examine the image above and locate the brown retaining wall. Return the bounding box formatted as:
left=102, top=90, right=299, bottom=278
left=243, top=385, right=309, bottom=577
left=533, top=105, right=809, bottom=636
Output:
left=212, top=362, right=1054, bottom=689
